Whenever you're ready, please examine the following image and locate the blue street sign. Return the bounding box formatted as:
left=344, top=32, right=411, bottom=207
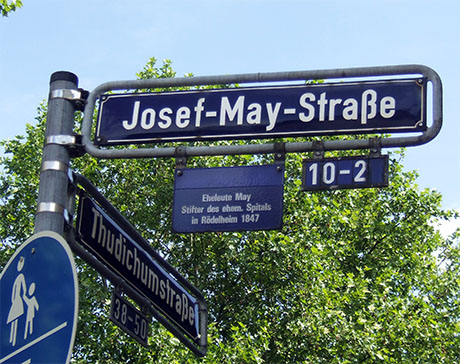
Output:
left=172, top=164, right=285, bottom=232
left=0, top=232, right=78, bottom=364
left=302, top=155, right=389, bottom=191
left=95, top=78, right=425, bottom=145
left=76, top=196, right=200, bottom=342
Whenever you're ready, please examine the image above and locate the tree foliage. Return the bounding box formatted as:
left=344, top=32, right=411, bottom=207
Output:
left=1, top=58, right=459, bottom=363
left=0, top=0, right=22, bottom=17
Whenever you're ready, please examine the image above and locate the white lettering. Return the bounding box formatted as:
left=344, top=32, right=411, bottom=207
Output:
left=141, top=108, right=155, bottom=129
left=91, top=207, right=101, bottom=239
left=380, top=96, right=396, bottom=118
left=299, top=93, right=315, bottom=122
left=246, top=202, right=272, bottom=213
left=189, top=306, right=195, bottom=326
left=181, top=293, right=189, bottom=322
left=235, top=192, right=251, bottom=202
left=342, top=98, right=358, bottom=120
left=181, top=205, right=204, bottom=214
left=246, top=103, right=262, bottom=124
left=194, top=98, right=205, bottom=127
left=202, top=193, right=233, bottom=202
left=175, top=293, right=182, bottom=316
left=220, top=96, right=245, bottom=125
left=201, top=215, right=238, bottom=224
left=159, top=280, right=166, bottom=300
left=158, top=107, right=173, bottom=129
left=317, top=92, right=328, bottom=122
left=87, top=201, right=194, bottom=333
left=122, top=101, right=140, bottom=130
left=120, top=88, right=398, bottom=135
left=126, top=250, right=133, bottom=271
left=361, top=89, right=377, bottom=124
left=266, top=102, right=281, bottom=131
left=176, top=106, right=191, bottom=128
left=328, top=98, right=343, bottom=121
left=300, top=90, right=397, bottom=124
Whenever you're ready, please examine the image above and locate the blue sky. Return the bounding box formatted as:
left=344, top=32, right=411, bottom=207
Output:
left=1, top=0, right=459, bottom=233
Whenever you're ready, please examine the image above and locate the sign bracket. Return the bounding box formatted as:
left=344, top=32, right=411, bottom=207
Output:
left=274, top=142, right=286, bottom=165
left=111, top=286, right=151, bottom=320
left=175, top=146, right=187, bottom=169
left=312, top=140, right=325, bottom=160
left=45, top=134, right=85, bottom=158
left=49, top=87, right=89, bottom=111
left=369, top=137, right=383, bottom=157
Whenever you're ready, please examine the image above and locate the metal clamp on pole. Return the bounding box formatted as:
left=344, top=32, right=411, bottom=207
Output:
left=41, top=160, right=73, bottom=180
left=38, top=160, right=76, bottom=230
left=41, top=160, right=69, bottom=173
left=50, top=88, right=89, bottom=111
left=46, top=134, right=85, bottom=158
left=46, top=134, right=78, bottom=146
left=36, top=202, right=72, bottom=225
left=40, top=161, right=78, bottom=226
left=38, top=161, right=77, bottom=230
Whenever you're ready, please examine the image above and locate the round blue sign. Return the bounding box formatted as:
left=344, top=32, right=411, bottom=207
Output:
left=0, top=231, right=78, bottom=364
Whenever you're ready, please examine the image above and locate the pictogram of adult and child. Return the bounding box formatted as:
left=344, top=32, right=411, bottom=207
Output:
left=6, top=256, right=40, bottom=347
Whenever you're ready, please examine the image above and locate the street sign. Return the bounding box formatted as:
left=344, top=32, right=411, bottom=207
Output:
left=0, top=231, right=78, bottom=364
left=95, top=78, right=425, bottom=146
left=110, top=291, right=149, bottom=347
left=76, top=196, right=200, bottom=342
left=172, top=164, right=285, bottom=233
left=302, top=155, right=389, bottom=191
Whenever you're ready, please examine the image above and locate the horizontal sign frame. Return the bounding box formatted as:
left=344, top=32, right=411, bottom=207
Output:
left=80, top=65, right=442, bottom=160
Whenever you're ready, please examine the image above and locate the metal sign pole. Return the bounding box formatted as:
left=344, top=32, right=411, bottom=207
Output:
left=34, top=72, right=79, bottom=235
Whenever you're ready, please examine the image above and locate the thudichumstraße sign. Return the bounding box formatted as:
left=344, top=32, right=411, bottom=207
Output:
left=76, top=196, right=199, bottom=341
